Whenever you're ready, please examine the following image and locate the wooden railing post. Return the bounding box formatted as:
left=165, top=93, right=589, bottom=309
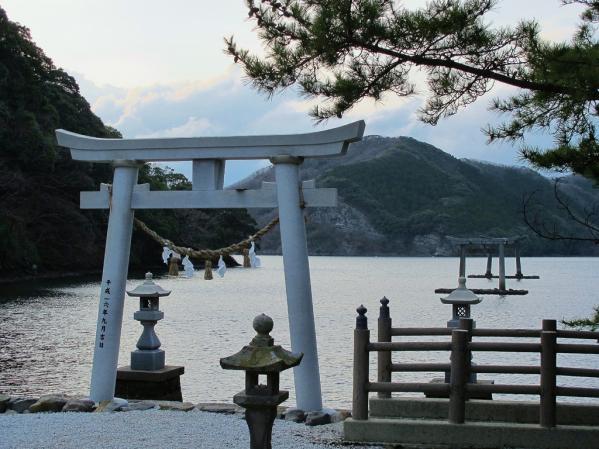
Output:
left=459, top=318, right=475, bottom=384
left=449, top=329, right=468, bottom=424
left=353, top=305, right=370, bottom=420
left=377, top=297, right=392, bottom=398
left=540, top=319, right=557, bottom=428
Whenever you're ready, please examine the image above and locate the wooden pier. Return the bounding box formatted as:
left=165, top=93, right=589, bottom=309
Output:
left=346, top=299, right=599, bottom=448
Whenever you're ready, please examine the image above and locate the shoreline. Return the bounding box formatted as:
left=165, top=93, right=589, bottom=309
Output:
left=0, top=394, right=364, bottom=449
left=0, top=255, right=248, bottom=286
left=0, top=270, right=103, bottom=286
left=0, top=393, right=351, bottom=422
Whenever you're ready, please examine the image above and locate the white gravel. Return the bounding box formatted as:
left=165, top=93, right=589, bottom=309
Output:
left=0, top=410, right=382, bottom=449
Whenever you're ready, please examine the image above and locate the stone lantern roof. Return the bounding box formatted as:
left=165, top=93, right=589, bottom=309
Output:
left=441, top=277, right=482, bottom=305
left=127, top=272, right=171, bottom=298
left=220, top=314, right=303, bottom=373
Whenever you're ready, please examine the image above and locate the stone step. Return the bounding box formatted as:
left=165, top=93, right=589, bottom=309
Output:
left=369, top=398, right=599, bottom=426
left=344, top=417, right=599, bottom=449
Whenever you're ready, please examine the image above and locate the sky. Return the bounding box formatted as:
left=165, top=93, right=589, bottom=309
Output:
left=2, top=0, right=587, bottom=184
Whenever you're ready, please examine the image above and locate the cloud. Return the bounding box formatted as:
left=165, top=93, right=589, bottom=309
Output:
left=137, top=117, right=216, bottom=138
left=74, top=68, right=551, bottom=184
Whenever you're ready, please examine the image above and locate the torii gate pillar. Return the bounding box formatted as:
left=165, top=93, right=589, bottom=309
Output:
left=498, top=242, right=506, bottom=291
left=90, top=162, right=140, bottom=402
left=272, top=156, right=322, bottom=411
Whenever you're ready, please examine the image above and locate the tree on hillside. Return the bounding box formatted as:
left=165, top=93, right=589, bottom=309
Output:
left=0, top=6, right=117, bottom=273
left=0, top=7, right=257, bottom=276
left=523, top=178, right=599, bottom=244
left=226, top=0, right=599, bottom=179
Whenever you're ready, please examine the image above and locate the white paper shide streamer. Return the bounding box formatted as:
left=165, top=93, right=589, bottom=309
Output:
left=161, top=247, right=172, bottom=265
left=182, top=256, right=195, bottom=278
left=217, top=255, right=227, bottom=278
left=249, top=241, right=261, bottom=268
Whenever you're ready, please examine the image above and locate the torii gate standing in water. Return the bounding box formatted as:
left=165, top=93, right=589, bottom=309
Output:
left=56, top=121, right=365, bottom=411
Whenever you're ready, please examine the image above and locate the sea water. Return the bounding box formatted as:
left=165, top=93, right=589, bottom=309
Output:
left=1, top=256, right=598, bottom=408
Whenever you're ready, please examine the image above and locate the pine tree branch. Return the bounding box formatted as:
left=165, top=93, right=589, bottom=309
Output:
left=351, top=40, right=599, bottom=99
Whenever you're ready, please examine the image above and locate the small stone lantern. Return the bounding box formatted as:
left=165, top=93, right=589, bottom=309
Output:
left=220, top=314, right=303, bottom=449
left=441, top=277, right=482, bottom=328
left=116, top=272, right=184, bottom=401
left=440, top=276, right=483, bottom=387
left=127, top=272, right=171, bottom=370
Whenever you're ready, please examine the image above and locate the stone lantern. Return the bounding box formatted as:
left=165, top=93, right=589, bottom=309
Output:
left=115, top=272, right=184, bottom=401
left=220, top=314, right=303, bottom=449
left=127, top=272, right=171, bottom=370
left=441, top=277, right=482, bottom=328
left=440, top=276, right=485, bottom=388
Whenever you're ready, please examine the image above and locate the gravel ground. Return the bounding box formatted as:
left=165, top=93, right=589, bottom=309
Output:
left=0, top=410, right=382, bottom=449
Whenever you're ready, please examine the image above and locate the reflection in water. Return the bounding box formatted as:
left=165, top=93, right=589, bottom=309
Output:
left=0, top=256, right=598, bottom=408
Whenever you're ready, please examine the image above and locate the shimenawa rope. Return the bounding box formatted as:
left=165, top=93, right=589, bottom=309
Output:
left=134, top=216, right=279, bottom=259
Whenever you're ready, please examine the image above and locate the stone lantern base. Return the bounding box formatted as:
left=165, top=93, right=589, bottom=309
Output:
left=115, top=365, right=184, bottom=401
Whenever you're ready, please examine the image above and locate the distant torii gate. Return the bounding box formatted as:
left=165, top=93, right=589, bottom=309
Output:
left=56, top=121, right=365, bottom=411
left=448, top=236, right=522, bottom=291
left=445, top=236, right=539, bottom=294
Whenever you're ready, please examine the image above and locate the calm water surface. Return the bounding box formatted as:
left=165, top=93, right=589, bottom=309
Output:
left=1, top=256, right=598, bottom=408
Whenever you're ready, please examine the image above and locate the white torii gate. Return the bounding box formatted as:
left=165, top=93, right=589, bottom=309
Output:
left=56, top=121, right=365, bottom=411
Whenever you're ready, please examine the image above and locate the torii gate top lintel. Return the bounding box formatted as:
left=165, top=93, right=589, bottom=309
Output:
left=57, top=122, right=366, bottom=210
left=446, top=236, right=526, bottom=247
left=56, top=120, right=365, bottom=163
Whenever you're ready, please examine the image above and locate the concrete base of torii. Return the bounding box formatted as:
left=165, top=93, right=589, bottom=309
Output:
left=115, top=365, right=184, bottom=402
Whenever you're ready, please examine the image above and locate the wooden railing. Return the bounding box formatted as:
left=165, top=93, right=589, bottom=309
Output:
left=353, top=298, right=599, bottom=427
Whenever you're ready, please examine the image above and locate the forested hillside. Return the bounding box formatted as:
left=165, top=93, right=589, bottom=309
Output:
left=240, top=136, right=599, bottom=256
left=0, top=8, right=256, bottom=278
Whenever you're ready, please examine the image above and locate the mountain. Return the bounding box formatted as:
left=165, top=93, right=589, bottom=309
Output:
left=0, top=8, right=256, bottom=278
left=237, top=135, right=599, bottom=256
